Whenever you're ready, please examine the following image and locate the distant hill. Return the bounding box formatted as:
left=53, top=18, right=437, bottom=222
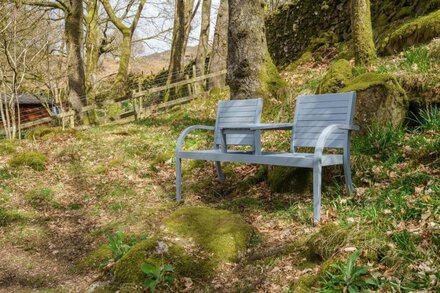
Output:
left=97, top=47, right=198, bottom=79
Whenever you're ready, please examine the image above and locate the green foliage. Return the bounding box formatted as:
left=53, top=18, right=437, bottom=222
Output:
left=0, top=139, right=16, bottom=155
left=412, top=106, right=440, bottom=132
left=319, top=251, right=379, bottom=292
left=353, top=123, right=404, bottom=161
left=404, top=47, right=431, bottom=73
left=165, top=207, right=253, bottom=262
left=8, top=151, right=47, bottom=171
left=0, top=207, right=23, bottom=226
left=25, top=187, right=54, bottom=209
left=25, top=127, right=65, bottom=140
left=141, top=262, right=175, bottom=292
left=316, top=59, right=352, bottom=93
left=108, top=228, right=132, bottom=261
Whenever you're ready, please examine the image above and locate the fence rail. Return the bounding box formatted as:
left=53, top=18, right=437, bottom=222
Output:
left=1, top=70, right=227, bottom=135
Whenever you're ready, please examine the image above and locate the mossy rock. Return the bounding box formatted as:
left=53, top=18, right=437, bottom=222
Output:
left=340, top=72, right=408, bottom=127
left=25, top=126, right=66, bottom=140
left=379, top=10, right=440, bottom=55
left=165, top=207, right=253, bottom=262
left=0, top=140, right=16, bottom=156
left=316, top=59, right=353, bottom=94
left=290, top=274, right=319, bottom=293
left=267, top=166, right=313, bottom=194
left=266, top=165, right=343, bottom=194
left=8, top=151, right=47, bottom=171
left=76, top=244, right=113, bottom=271
left=113, top=237, right=214, bottom=285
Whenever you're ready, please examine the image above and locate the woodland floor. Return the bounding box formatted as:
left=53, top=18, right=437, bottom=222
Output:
left=1, top=49, right=440, bottom=292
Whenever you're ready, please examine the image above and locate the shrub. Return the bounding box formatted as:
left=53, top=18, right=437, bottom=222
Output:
left=8, top=151, right=47, bottom=171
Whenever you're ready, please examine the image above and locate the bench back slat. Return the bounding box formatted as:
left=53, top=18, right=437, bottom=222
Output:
left=292, top=92, right=356, bottom=149
left=214, top=98, right=263, bottom=146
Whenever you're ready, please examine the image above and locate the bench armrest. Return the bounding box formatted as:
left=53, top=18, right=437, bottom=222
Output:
left=176, top=125, right=215, bottom=153
left=313, top=124, right=358, bottom=163
left=219, top=123, right=293, bottom=131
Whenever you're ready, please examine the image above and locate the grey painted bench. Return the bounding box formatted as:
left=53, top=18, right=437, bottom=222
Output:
left=175, top=92, right=359, bottom=224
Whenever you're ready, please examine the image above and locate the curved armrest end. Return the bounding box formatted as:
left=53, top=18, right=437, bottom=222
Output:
left=313, top=124, right=353, bottom=163
left=176, top=125, right=215, bottom=154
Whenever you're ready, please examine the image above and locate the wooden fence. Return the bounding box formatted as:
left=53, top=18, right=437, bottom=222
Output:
left=1, top=70, right=227, bottom=134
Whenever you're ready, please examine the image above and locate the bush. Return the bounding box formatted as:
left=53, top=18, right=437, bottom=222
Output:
left=8, top=151, right=47, bottom=171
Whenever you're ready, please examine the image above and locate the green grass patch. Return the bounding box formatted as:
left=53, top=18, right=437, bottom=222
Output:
left=8, top=151, right=47, bottom=171
left=25, top=187, right=55, bottom=209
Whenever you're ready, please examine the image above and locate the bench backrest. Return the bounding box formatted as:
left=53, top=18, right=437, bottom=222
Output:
left=214, top=98, right=263, bottom=147
left=292, top=92, right=356, bottom=149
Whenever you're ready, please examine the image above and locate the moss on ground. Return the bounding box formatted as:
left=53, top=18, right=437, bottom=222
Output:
left=379, top=10, right=440, bottom=55
left=340, top=72, right=408, bottom=126
left=113, top=237, right=213, bottom=285
left=0, top=140, right=16, bottom=155
left=165, top=207, right=253, bottom=262
left=317, top=59, right=353, bottom=94
left=25, top=126, right=68, bottom=140
left=305, top=223, right=388, bottom=262
left=8, top=151, right=47, bottom=171
left=76, top=244, right=113, bottom=271
left=0, top=207, right=24, bottom=226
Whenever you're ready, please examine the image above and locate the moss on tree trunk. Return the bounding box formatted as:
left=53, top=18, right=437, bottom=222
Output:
left=228, top=0, right=284, bottom=99
left=351, top=0, right=377, bottom=65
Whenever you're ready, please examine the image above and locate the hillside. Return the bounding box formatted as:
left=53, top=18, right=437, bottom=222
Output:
left=1, top=41, right=439, bottom=290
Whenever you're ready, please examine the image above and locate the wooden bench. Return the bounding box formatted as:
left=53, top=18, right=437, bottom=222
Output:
left=175, top=92, right=359, bottom=224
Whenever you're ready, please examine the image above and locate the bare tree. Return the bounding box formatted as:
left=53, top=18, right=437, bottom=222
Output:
left=351, top=0, right=376, bottom=65
left=165, top=0, right=200, bottom=101
left=195, top=0, right=211, bottom=80
left=208, top=0, right=227, bottom=89
left=100, top=0, right=146, bottom=93
left=19, top=0, right=87, bottom=117
left=0, top=4, right=49, bottom=138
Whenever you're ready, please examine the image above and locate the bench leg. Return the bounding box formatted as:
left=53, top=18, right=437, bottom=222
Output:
left=176, top=157, right=182, bottom=201
left=343, top=154, right=354, bottom=195
left=215, top=161, right=225, bottom=182
left=313, top=163, right=322, bottom=225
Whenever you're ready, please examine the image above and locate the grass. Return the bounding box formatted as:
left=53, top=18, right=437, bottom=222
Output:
left=0, top=67, right=439, bottom=292
left=404, top=46, right=431, bottom=73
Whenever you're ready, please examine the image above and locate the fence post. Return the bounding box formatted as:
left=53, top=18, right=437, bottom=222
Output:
left=69, top=112, right=75, bottom=128
left=192, top=65, right=199, bottom=95
left=185, top=74, right=192, bottom=96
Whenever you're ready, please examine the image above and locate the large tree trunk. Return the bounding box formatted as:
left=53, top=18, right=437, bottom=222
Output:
left=167, top=0, right=195, bottom=89
left=116, top=30, right=132, bottom=87
left=85, top=0, right=100, bottom=104
left=65, top=0, right=87, bottom=114
left=351, top=0, right=376, bottom=66
left=228, top=0, right=282, bottom=99
left=195, top=0, right=211, bottom=78
left=208, top=0, right=228, bottom=89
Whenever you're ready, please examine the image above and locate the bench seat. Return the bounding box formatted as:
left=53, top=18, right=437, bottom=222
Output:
left=178, top=150, right=343, bottom=167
